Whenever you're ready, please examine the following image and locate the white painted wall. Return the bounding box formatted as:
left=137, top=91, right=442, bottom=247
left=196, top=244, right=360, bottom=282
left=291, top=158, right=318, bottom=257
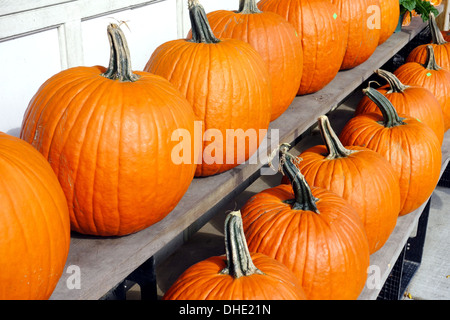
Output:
left=0, top=0, right=238, bottom=137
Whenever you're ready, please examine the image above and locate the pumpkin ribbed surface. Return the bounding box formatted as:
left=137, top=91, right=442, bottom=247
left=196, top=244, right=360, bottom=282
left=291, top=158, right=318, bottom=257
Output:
left=204, top=4, right=303, bottom=121
left=281, top=116, right=400, bottom=254
left=395, top=46, right=450, bottom=131
left=163, top=211, right=307, bottom=300
left=406, top=13, right=450, bottom=71
left=378, top=0, right=401, bottom=44
left=242, top=144, right=369, bottom=300
left=21, top=24, right=197, bottom=236
left=0, top=132, right=70, bottom=299
left=258, top=0, right=346, bottom=95
left=163, top=253, right=306, bottom=300
left=356, top=70, right=445, bottom=144
left=242, top=184, right=369, bottom=300
left=146, top=1, right=271, bottom=177
left=331, top=0, right=381, bottom=70
left=340, top=88, right=442, bottom=216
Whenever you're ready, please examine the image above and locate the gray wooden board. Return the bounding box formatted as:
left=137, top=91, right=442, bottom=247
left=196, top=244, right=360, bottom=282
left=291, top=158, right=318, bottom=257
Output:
left=50, top=18, right=431, bottom=300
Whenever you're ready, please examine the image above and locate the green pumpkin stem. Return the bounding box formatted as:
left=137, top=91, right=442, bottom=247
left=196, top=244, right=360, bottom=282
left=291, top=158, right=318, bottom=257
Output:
left=188, top=0, right=220, bottom=44
left=220, top=211, right=263, bottom=278
left=101, top=23, right=140, bottom=82
left=362, top=86, right=406, bottom=128
left=318, top=115, right=356, bottom=159
left=424, top=45, right=441, bottom=71
left=278, top=143, right=320, bottom=213
left=239, top=0, right=262, bottom=14
left=375, top=69, right=409, bottom=94
left=429, top=12, right=447, bottom=45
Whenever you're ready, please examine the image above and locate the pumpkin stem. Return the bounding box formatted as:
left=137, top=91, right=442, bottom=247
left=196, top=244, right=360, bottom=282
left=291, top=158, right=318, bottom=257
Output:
left=318, top=115, right=356, bottom=159
left=362, top=86, right=406, bottom=128
left=220, top=211, right=264, bottom=278
left=239, top=0, right=262, bottom=14
left=188, top=0, right=220, bottom=44
left=101, top=23, right=140, bottom=82
left=278, top=143, right=320, bottom=213
left=429, top=12, right=447, bottom=45
left=375, top=69, right=409, bottom=94
left=424, top=45, right=441, bottom=71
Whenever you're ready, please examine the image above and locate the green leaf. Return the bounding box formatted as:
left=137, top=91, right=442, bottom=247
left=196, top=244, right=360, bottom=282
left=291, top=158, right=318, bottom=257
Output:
left=400, top=0, right=440, bottom=22
left=415, top=0, right=439, bottom=22
left=400, top=0, right=417, bottom=12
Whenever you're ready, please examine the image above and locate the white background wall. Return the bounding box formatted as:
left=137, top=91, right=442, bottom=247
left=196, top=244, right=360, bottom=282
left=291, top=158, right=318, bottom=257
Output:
left=0, top=0, right=238, bottom=137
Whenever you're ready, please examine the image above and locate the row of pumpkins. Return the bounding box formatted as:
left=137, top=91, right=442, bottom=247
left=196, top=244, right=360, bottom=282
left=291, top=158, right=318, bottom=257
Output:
left=0, top=0, right=446, bottom=300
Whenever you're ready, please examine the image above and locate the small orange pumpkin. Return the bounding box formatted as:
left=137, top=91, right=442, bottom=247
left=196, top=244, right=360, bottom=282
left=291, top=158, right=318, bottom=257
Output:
left=163, top=211, right=307, bottom=300
left=407, top=13, right=450, bottom=71
left=395, top=45, right=450, bottom=130
left=241, top=143, right=370, bottom=300
left=340, top=85, right=442, bottom=216
left=281, top=115, right=400, bottom=254
left=355, top=69, right=445, bottom=144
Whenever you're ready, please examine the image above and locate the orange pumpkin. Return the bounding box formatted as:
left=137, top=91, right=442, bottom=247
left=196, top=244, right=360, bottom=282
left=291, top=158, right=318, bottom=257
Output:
left=441, top=30, right=450, bottom=42
left=281, top=115, right=400, bottom=254
left=331, top=0, right=381, bottom=70
left=202, top=0, right=303, bottom=121
left=163, top=211, right=307, bottom=300
left=356, top=69, right=445, bottom=144
left=242, top=143, right=370, bottom=300
left=402, top=11, right=413, bottom=27
left=340, top=86, right=442, bottom=216
left=378, top=0, right=401, bottom=44
left=21, top=24, right=197, bottom=236
left=145, top=0, right=272, bottom=177
left=407, top=13, right=450, bottom=71
left=258, top=0, right=347, bottom=95
left=0, top=132, right=70, bottom=299
left=395, top=45, right=450, bottom=130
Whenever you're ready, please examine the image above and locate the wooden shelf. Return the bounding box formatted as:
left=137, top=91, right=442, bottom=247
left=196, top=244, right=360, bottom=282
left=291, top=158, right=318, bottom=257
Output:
left=50, top=17, right=435, bottom=300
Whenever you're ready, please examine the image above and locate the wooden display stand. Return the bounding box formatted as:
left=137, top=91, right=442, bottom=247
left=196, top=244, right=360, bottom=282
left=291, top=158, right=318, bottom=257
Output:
left=50, top=12, right=449, bottom=300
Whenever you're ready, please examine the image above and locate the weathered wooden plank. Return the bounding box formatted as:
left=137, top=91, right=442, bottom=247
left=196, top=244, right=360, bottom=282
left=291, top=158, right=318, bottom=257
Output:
left=50, top=18, right=431, bottom=300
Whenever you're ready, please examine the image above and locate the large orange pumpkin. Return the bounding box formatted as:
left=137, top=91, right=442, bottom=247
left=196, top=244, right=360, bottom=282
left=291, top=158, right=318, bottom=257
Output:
left=241, top=143, right=370, bottom=300
left=145, top=0, right=272, bottom=177
left=0, top=132, right=70, bottom=299
left=21, top=24, right=197, bottom=236
left=258, top=0, right=346, bottom=95
left=163, top=211, right=307, bottom=300
left=406, top=13, right=450, bottom=71
left=378, top=0, right=401, bottom=44
left=339, top=86, right=442, bottom=216
left=395, top=45, right=450, bottom=130
left=331, top=0, right=381, bottom=70
left=202, top=0, right=303, bottom=121
left=281, top=115, right=400, bottom=254
left=356, top=69, right=445, bottom=144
